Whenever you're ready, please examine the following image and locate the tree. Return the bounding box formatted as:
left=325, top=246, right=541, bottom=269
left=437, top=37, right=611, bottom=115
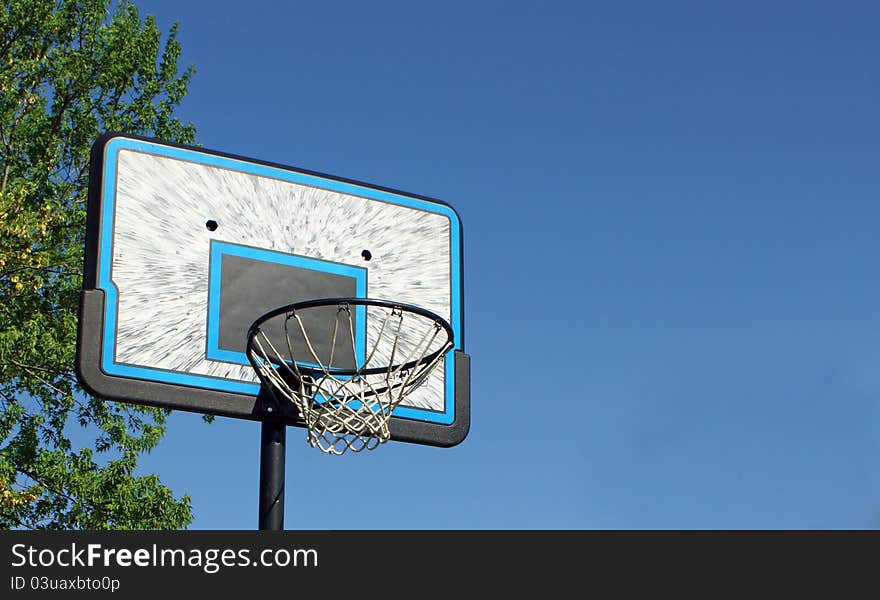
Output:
left=0, top=0, right=197, bottom=529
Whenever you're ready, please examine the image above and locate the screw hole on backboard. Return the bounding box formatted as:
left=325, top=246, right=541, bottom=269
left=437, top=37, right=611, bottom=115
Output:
left=205, top=220, right=218, bottom=231
left=361, top=249, right=372, bottom=261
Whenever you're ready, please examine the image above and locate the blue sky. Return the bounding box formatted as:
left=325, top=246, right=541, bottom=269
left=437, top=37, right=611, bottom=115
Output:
left=120, top=1, right=880, bottom=529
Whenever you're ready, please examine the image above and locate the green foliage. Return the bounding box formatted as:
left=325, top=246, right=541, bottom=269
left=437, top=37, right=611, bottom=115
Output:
left=0, top=0, right=196, bottom=529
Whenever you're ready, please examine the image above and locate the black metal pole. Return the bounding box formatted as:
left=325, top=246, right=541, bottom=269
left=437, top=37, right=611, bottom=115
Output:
left=258, top=417, right=286, bottom=530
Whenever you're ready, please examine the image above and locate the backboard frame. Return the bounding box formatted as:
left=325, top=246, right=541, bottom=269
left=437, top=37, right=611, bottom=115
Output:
left=76, top=133, right=469, bottom=448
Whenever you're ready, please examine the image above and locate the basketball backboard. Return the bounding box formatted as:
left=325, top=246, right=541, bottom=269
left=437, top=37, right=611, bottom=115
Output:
left=76, top=133, right=468, bottom=447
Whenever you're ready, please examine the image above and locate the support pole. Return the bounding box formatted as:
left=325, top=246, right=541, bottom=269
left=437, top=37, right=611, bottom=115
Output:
left=258, top=417, right=286, bottom=530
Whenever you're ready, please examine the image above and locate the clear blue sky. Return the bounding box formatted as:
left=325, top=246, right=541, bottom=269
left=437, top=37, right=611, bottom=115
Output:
left=123, top=0, right=880, bottom=529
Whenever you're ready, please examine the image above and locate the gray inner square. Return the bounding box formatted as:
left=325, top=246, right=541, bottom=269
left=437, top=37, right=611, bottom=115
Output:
left=217, top=254, right=360, bottom=369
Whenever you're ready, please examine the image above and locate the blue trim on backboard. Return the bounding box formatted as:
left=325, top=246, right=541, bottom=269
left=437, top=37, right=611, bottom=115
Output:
left=97, top=137, right=462, bottom=425
left=205, top=240, right=367, bottom=368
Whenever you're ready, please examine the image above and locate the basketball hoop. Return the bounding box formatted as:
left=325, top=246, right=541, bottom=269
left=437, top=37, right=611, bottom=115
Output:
left=246, top=298, right=454, bottom=455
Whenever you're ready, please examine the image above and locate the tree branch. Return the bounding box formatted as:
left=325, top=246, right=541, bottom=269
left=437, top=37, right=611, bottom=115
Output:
left=16, top=466, right=114, bottom=526
left=7, top=358, right=71, bottom=398
left=0, top=509, right=37, bottom=530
